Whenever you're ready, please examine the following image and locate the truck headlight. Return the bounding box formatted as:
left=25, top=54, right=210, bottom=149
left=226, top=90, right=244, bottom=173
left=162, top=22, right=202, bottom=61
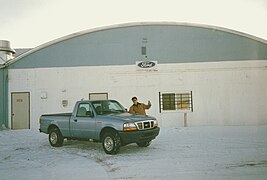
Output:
left=154, top=120, right=158, bottom=127
left=123, top=123, right=137, bottom=131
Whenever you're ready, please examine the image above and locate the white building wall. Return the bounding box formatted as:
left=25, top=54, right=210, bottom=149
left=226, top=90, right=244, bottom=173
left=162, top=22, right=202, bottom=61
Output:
left=8, top=60, right=267, bottom=129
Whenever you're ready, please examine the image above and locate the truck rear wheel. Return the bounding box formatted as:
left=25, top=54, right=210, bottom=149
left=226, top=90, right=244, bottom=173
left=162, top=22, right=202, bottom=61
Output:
left=49, top=127, right=64, bottom=147
left=102, top=132, right=121, bottom=155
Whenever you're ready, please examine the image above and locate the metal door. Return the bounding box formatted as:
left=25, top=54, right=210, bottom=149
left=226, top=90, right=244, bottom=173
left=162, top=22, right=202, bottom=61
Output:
left=89, top=93, right=108, bottom=100
left=11, top=92, right=30, bottom=129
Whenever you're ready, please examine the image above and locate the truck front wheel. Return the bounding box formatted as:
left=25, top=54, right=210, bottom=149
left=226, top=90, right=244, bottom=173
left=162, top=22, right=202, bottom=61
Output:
left=49, top=127, right=64, bottom=147
left=102, top=132, right=121, bottom=155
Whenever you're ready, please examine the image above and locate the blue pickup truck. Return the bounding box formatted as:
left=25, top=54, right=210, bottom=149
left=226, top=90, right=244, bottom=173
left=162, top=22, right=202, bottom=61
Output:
left=39, top=100, right=160, bottom=154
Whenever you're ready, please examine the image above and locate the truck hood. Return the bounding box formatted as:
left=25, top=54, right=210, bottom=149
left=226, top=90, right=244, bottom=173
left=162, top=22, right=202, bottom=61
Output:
left=99, top=112, right=156, bottom=123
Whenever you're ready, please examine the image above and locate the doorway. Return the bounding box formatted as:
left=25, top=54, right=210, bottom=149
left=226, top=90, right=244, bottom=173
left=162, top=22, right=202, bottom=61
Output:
left=89, top=93, right=108, bottom=100
left=11, top=92, right=30, bottom=129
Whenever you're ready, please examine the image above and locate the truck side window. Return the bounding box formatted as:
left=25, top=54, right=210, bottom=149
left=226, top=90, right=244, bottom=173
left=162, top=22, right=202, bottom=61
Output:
left=77, top=103, right=93, bottom=117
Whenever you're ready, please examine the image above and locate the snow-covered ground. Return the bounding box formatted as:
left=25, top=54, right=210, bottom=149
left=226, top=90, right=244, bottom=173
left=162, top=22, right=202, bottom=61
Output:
left=1, top=126, right=267, bottom=180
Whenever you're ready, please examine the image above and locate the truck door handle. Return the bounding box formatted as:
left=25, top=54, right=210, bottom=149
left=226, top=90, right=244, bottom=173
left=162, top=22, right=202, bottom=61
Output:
left=74, top=119, right=78, bottom=122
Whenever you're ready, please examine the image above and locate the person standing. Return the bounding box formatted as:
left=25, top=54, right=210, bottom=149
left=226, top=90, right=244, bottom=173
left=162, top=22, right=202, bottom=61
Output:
left=129, top=96, right=151, bottom=115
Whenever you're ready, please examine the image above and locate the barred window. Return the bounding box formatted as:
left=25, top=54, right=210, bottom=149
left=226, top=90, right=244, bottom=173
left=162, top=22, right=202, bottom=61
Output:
left=162, top=93, right=175, bottom=110
left=159, top=91, right=193, bottom=112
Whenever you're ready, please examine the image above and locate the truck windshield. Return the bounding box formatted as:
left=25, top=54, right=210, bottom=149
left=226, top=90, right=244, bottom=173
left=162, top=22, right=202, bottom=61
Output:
left=91, top=100, right=126, bottom=115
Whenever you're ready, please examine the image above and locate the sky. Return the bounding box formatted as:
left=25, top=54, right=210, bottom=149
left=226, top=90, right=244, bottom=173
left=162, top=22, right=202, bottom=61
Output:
left=1, top=0, right=267, bottom=48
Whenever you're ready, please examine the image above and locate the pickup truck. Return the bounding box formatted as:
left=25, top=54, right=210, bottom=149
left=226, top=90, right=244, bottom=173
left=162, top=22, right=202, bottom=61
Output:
left=39, top=100, right=160, bottom=154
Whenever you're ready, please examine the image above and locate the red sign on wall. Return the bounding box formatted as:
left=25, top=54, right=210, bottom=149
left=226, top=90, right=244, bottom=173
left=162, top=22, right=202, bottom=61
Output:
left=16, top=99, right=23, bottom=103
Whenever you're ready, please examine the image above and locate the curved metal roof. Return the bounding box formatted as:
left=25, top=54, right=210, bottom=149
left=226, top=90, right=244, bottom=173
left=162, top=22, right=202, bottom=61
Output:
left=7, top=22, right=267, bottom=67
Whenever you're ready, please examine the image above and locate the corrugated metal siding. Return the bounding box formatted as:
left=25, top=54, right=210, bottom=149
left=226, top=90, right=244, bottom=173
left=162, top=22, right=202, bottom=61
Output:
left=0, top=68, right=8, bottom=129
left=8, top=24, right=267, bottom=69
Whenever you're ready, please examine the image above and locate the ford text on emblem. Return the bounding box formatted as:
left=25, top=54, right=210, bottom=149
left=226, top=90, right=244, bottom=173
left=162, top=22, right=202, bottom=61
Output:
left=137, top=61, right=156, bottom=68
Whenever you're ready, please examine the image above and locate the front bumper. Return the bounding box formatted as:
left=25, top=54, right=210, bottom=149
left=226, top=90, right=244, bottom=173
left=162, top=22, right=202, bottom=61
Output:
left=118, top=127, right=160, bottom=145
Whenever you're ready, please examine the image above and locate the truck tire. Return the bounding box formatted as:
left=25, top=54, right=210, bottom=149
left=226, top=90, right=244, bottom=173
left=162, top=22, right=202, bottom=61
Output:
left=49, top=127, right=64, bottom=147
left=102, top=132, right=121, bottom=155
left=137, top=140, right=151, bottom=147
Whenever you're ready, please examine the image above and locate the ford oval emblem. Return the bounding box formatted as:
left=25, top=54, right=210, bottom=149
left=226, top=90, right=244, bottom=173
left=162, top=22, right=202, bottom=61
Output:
left=137, top=61, right=156, bottom=68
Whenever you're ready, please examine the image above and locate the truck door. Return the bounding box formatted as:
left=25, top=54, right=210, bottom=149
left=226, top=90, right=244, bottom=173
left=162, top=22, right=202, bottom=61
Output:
left=70, top=103, right=96, bottom=139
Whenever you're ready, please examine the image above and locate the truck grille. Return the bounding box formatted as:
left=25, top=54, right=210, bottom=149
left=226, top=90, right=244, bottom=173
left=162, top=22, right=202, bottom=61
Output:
left=135, top=120, right=155, bottom=130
